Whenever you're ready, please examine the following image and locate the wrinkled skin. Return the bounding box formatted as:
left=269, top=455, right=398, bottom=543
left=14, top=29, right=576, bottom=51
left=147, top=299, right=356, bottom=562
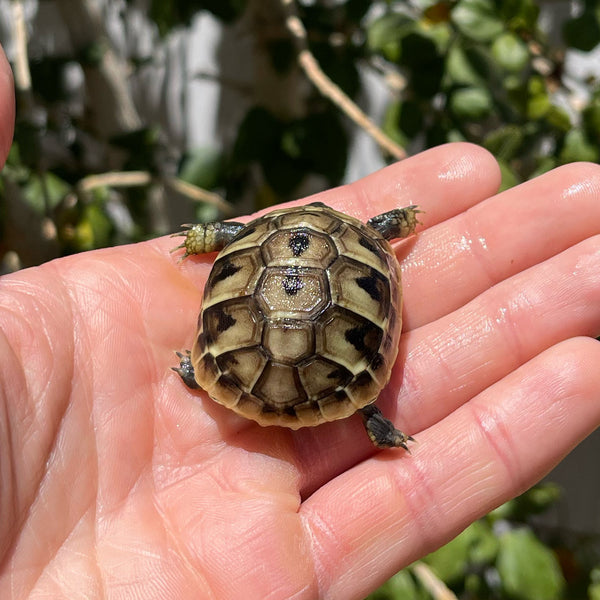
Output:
left=1, top=45, right=600, bottom=600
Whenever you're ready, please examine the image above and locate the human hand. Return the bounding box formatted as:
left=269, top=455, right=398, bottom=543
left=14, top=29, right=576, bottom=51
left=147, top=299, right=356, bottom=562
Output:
left=1, top=48, right=599, bottom=599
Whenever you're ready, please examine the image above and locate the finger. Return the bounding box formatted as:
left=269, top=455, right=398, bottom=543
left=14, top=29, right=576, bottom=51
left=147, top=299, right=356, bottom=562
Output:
left=401, top=162, right=600, bottom=328
left=392, top=234, right=600, bottom=432
left=0, top=45, right=15, bottom=166
left=300, top=337, right=600, bottom=599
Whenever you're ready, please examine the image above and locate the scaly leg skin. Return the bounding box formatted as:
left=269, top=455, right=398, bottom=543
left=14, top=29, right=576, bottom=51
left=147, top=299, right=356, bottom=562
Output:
left=171, top=221, right=245, bottom=259
left=367, top=205, right=422, bottom=241
left=360, top=404, right=414, bottom=451
left=172, top=351, right=200, bottom=390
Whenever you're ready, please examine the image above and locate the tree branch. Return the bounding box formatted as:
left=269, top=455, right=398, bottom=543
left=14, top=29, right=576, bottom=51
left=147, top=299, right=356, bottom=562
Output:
left=280, top=0, right=407, bottom=160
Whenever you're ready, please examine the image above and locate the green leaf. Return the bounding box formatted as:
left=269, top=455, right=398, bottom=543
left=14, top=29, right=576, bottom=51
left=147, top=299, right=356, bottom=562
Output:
left=367, top=569, right=426, bottom=600
left=563, top=10, right=600, bottom=52
left=22, top=172, right=71, bottom=213
left=446, top=45, right=484, bottom=86
left=498, top=159, right=520, bottom=191
left=179, top=147, right=224, bottom=190
left=529, top=156, right=558, bottom=179
left=527, top=79, right=550, bottom=119
left=425, top=521, right=496, bottom=584
left=67, top=201, right=113, bottom=252
left=367, top=13, right=415, bottom=62
left=583, top=95, right=600, bottom=138
left=498, top=0, right=539, bottom=31
left=560, top=128, right=600, bottom=163
left=383, top=100, right=424, bottom=147
left=484, top=125, right=524, bottom=160
left=492, top=32, right=529, bottom=72
left=545, top=105, right=572, bottom=132
left=450, top=86, right=493, bottom=120
left=497, top=528, right=565, bottom=600
left=451, top=0, right=504, bottom=42
left=491, top=483, right=562, bottom=521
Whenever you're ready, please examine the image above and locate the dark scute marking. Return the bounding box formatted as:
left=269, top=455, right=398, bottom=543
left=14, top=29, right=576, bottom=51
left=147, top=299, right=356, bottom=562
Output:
left=216, top=351, right=239, bottom=371
left=212, top=260, right=242, bottom=284
left=217, top=373, right=241, bottom=393
left=197, top=332, right=206, bottom=353
left=203, top=353, right=219, bottom=377
left=216, top=308, right=236, bottom=333
left=356, top=274, right=381, bottom=301
left=354, top=371, right=373, bottom=387
left=289, top=231, right=310, bottom=256
left=327, top=366, right=350, bottom=382
left=334, top=389, right=347, bottom=401
left=371, top=353, right=384, bottom=371
left=232, top=225, right=256, bottom=241
left=283, top=274, right=304, bottom=296
left=359, top=235, right=384, bottom=259
left=283, top=406, right=297, bottom=416
left=345, top=322, right=381, bottom=355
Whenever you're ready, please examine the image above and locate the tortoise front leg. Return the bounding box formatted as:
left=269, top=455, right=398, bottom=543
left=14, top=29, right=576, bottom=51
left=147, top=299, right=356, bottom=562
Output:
left=367, top=205, right=421, bottom=241
left=171, top=221, right=245, bottom=258
left=360, top=404, right=414, bottom=451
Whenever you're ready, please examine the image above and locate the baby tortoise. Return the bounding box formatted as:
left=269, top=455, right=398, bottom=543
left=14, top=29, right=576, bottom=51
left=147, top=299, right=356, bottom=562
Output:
left=173, top=202, right=420, bottom=449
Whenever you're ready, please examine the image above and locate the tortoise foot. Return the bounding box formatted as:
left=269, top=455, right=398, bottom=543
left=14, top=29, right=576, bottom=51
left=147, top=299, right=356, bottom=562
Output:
left=172, top=351, right=200, bottom=390
left=360, top=404, right=414, bottom=451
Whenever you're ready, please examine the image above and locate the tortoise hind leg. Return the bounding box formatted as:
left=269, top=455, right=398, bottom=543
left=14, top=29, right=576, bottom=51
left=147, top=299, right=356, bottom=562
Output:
left=172, top=351, right=200, bottom=390
left=360, top=404, right=413, bottom=451
left=367, top=205, right=421, bottom=241
left=171, top=221, right=245, bottom=258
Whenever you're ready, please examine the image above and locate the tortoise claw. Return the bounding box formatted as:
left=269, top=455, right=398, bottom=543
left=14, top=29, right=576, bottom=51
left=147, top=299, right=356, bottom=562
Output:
left=173, top=350, right=200, bottom=389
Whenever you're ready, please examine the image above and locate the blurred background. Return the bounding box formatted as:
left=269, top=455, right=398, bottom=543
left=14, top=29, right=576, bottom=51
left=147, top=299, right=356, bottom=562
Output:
left=0, top=1, right=599, bottom=598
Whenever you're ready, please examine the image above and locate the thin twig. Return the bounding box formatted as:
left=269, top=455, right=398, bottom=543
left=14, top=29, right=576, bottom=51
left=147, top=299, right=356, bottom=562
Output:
left=411, top=562, right=459, bottom=600
left=165, top=177, right=235, bottom=217
left=77, top=171, right=153, bottom=193
left=77, top=171, right=235, bottom=216
left=280, top=0, right=407, bottom=160
left=12, top=0, right=31, bottom=93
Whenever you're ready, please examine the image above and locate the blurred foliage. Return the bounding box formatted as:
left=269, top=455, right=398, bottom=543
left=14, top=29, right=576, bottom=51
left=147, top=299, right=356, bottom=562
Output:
left=2, top=0, right=600, bottom=270
left=369, top=483, right=600, bottom=600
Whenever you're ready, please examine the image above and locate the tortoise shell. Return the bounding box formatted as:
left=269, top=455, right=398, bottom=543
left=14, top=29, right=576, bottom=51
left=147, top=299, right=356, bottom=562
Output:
left=189, top=203, right=403, bottom=429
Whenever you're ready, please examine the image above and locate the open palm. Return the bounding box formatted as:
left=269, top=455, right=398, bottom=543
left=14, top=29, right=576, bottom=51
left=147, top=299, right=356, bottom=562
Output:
left=1, top=60, right=600, bottom=600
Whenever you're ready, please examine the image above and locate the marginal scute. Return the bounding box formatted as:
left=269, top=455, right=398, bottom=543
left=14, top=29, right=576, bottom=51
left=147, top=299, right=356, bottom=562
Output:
left=203, top=247, right=264, bottom=308
left=202, top=300, right=262, bottom=353
left=333, top=223, right=389, bottom=274
left=253, top=362, right=307, bottom=408
left=189, top=203, right=405, bottom=429
left=216, top=347, right=268, bottom=391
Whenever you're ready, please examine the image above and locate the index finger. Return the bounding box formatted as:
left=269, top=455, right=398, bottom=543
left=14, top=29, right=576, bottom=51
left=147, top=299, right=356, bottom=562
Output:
left=0, top=45, right=15, bottom=167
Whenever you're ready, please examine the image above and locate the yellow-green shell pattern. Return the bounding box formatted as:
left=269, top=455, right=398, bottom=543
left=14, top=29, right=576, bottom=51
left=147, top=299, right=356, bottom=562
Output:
left=190, top=204, right=402, bottom=428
